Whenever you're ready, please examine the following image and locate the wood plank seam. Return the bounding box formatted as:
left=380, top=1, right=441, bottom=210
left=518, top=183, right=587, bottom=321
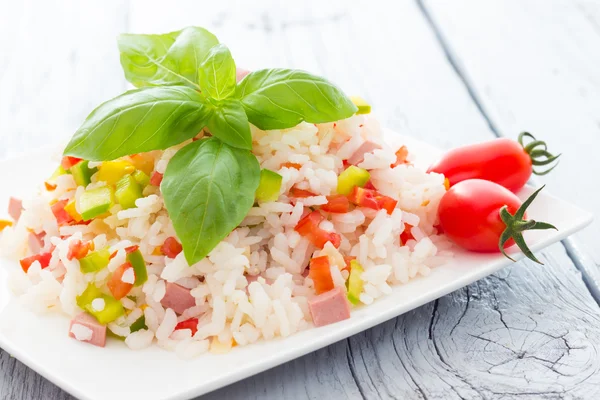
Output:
left=416, top=0, right=600, bottom=306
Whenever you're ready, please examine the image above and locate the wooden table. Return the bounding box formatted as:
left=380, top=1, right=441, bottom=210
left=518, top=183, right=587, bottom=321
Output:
left=1, top=1, right=599, bottom=398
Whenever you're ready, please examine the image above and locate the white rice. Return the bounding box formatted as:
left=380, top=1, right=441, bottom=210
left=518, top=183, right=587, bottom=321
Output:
left=0, top=114, right=452, bottom=357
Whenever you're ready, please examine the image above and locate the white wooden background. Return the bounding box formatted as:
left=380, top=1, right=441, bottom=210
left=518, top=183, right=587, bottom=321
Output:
left=1, top=0, right=599, bottom=399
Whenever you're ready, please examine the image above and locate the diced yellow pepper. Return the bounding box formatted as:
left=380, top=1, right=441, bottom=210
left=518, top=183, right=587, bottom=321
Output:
left=64, top=199, right=83, bottom=222
left=0, top=219, right=13, bottom=232
left=96, top=161, right=135, bottom=185
left=128, top=154, right=155, bottom=176
left=350, top=96, right=371, bottom=115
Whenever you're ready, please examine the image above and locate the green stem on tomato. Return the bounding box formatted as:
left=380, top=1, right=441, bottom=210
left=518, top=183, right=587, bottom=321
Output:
left=497, top=185, right=557, bottom=265
left=518, top=132, right=561, bottom=176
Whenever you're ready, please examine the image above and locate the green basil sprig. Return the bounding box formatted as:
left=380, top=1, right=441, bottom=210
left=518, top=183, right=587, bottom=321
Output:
left=118, top=27, right=219, bottom=89
left=65, top=26, right=358, bottom=265
left=236, top=68, right=358, bottom=130
left=162, top=138, right=260, bottom=263
left=64, top=86, right=209, bottom=161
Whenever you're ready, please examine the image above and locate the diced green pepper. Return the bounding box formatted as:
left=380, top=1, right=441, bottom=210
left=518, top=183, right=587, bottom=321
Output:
left=76, top=283, right=124, bottom=325
left=130, top=315, right=147, bottom=333
left=70, top=160, right=98, bottom=187
left=79, top=186, right=114, bottom=220
left=255, top=169, right=282, bottom=202
left=79, top=248, right=111, bottom=273
left=337, top=166, right=370, bottom=195
left=126, top=249, right=148, bottom=286
left=132, top=170, right=150, bottom=188
left=49, top=165, right=68, bottom=181
left=115, top=175, right=143, bottom=209
left=350, top=96, right=371, bottom=115
left=347, top=260, right=364, bottom=305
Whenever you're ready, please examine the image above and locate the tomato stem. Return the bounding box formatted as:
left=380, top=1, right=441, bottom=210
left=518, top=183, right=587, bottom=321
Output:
left=498, top=185, right=557, bottom=264
left=518, top=132, right=561, bottom=176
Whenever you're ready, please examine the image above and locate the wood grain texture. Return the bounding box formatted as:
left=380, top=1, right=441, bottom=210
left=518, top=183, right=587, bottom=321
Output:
left=0, top=1, right=599, bottom=399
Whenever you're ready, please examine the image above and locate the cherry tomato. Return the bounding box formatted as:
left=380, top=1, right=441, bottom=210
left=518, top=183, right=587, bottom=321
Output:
left=61, top=156, right=82, bottom=170
left=107, top=262, right=135, bottom=300
left=347, top=187, right=397, bottom=215
left=438, top=179, right=555, bottom=264
left=294, top=211, right=341, bottom=249
left=20, top=252, right=52, bottom=273
left=67, top=239, right=91, bottom=261
left=150, top=172, right=163, bottom=186
left=428, top=133, right=560, bottom=192
left=161, top=237, right=183, bottom=258
left=175, top=318, right=199, bottom=335
left=289, top=187, right=317, bottom=198
left=321, top=195, right=350, bottom=213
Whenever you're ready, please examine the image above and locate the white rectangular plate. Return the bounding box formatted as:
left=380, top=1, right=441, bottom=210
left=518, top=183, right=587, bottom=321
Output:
left=0, top=130, right=593, bottom=400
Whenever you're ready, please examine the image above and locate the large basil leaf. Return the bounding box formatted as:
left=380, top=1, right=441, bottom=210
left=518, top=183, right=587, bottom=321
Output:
left=162, top=138, right=260, bottom=264
left=64, top=86, right=209, bottom=161
left=236, top=68, right=358, bottom=130
left=198, top=44, right=237, bottom=100
left=206, top=99, right=252, bottom=150
left=118, top=26, right=219, bottom=89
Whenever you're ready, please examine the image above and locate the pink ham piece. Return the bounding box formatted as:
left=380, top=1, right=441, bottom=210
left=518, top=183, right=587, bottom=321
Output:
left=347, top=140, right=383, bottom=165
left=68, top=313, right=106, bottom=347
left=236, top=68, right=250, bottom=82
left=308, top=287, right=352, bottom=327
left=28, top=232, right=45, bottom=254
left=160, top=282, right=196, bottom=314
left=8, top=197, right=22, bottom=222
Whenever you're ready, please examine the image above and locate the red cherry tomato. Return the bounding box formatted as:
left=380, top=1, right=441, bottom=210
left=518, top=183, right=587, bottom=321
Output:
left=108, top=262, right=135, bottom=300
left=428, top=133, right=560, bottom=192
left=438, top=179, right=555, bottom=264
left=347, top=187, right=397, bottom=215
left=175, top=318, right=199, bottom=335
left=309, top=255, right=334, bottom=294
left=321, top=195, right=350, bottom=213
left=161, top=237, right=183, bottom=258
left=294, top=211, right=341, bottom=249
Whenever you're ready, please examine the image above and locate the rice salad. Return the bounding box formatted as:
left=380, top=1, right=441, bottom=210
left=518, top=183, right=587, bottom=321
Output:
left=0, top=26, right=452, bottom=357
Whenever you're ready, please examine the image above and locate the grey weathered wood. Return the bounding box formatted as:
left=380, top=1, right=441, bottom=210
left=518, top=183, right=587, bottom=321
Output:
left=0, top=1, right=599, bottom=399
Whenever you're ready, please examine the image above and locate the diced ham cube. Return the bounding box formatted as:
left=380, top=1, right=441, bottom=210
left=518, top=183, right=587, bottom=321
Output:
left=160, top=282, right=196, bottom=314
left=347, top=141, right=383, bottom=165
left=68, top=313, right=107, bottom=347
left=28, top=232, right=45, bottom=254
left=308, top=287, right=352, bottom=327
left=8, top=197, right=22, bottom=222
left=236, top=68, right=250, bottom=82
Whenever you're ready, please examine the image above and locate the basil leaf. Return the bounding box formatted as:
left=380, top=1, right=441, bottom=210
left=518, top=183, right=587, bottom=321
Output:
left=64, top=86, right=208, bottom=161
left=206, top=99, right=252, bottom=150
left=198, top=44, right=237, bottom=100
left=118, top=26, right=219, bottom=89
left=162, top=138, right=260, bottom=264
left=236, top=68, right=358, bottom=130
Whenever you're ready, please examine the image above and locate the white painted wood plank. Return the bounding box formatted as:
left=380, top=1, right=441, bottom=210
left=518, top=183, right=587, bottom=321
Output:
left=423, top=0, right=600, bottom=270
left=0, top=1, right=598, bottom=399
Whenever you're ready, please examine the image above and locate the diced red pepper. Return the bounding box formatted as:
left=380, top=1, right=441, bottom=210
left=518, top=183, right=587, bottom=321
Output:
left=67, top=240, right=91, bottom=261
left=364, top=180, right=377, bottom=190
left=175, top=318, right=199, bottom=335
left=61, top=156, right=83, bottom=170
left=290, top=186, right=317, bottom=198
left=51, top=199, right=74, bottom=226
left=150, top=172, right=163, bottom=186
left=20, top=252, right=52, bottom=273
left=309, top=256, right=335, bottom=295
left=125, top=245, right=140, bottom=254
left=107, top=262, right=135, bottom=300
left=161, top=237, right=182, bottom=258
left=391, top=145, right=410, bottom=168
left=400, top=224, right=414, bottom=245
left=294, top=211, right=341, bottom=249
left=347, top=187, right=398, bottom=215
left=321, top=195, right=350, bottom=214
left=281, top=162, right=302, bottom=170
